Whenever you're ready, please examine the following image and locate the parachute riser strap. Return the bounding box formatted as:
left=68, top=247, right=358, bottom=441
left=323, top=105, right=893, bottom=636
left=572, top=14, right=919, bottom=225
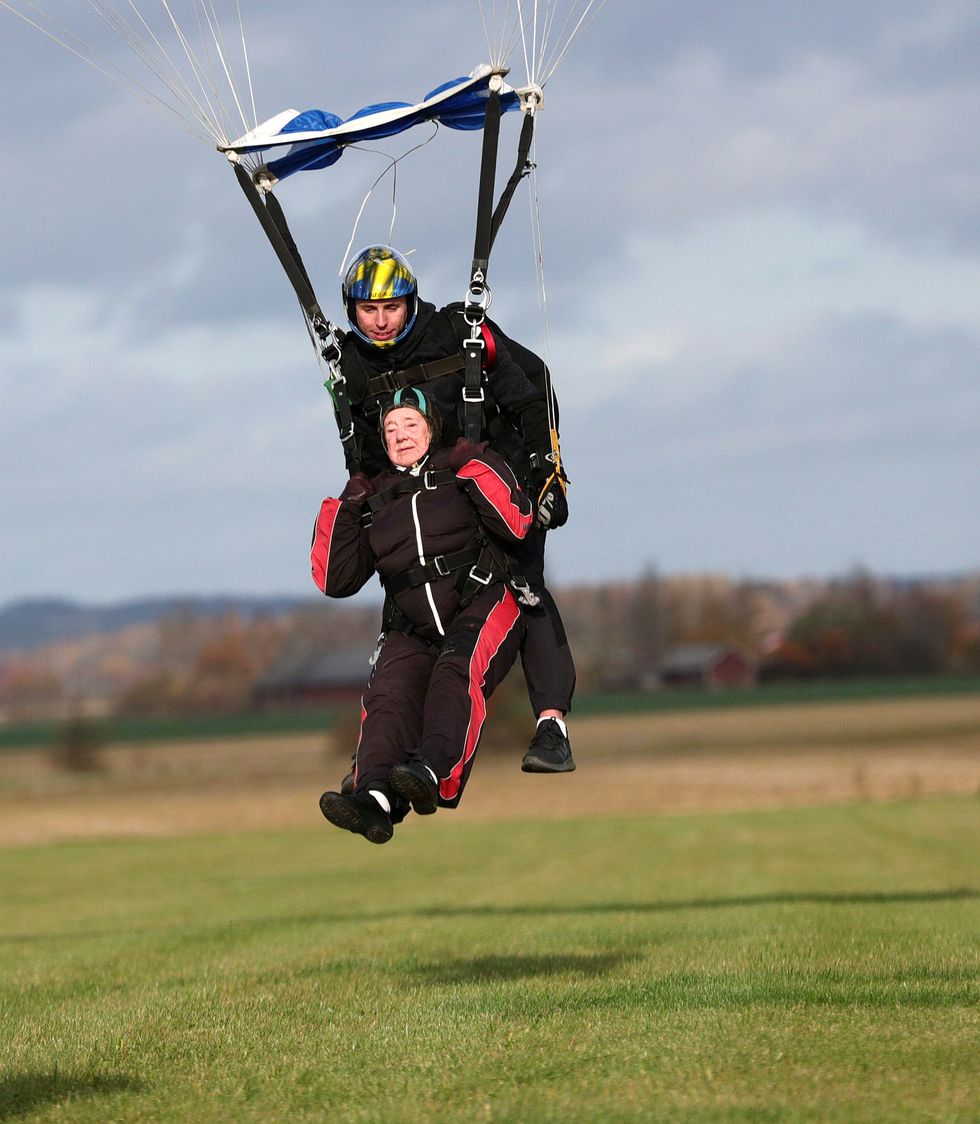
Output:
left=232, top=163, right=324, bottom=328
left=231, top=161, right=359, bottom=473
left=489, top=109, right=536, bottom=253
left=471, top=83, right=503, bottom=276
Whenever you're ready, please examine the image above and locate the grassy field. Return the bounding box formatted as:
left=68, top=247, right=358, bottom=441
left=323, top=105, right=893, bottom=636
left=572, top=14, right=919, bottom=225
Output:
left=1, top=797, right=977, bottom=1122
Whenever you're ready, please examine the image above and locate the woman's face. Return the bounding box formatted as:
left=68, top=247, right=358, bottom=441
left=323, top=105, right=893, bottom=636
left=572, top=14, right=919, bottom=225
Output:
left=384, top=406, right=432, bottom=467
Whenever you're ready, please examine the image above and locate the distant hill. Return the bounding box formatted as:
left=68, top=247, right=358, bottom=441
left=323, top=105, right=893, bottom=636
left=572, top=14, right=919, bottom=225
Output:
left=0, top=596, right=315, bottom=654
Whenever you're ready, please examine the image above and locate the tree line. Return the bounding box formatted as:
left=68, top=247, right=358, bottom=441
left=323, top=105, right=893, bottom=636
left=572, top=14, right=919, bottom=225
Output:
left=1, top=570, right=978, bottom=721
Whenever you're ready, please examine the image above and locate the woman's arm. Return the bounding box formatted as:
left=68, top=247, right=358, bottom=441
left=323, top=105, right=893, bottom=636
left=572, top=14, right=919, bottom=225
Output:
left=310, top=476, right=377, bottom=597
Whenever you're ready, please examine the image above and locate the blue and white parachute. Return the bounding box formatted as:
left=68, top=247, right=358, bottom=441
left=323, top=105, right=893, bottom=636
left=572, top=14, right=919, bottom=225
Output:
left=221, top=65, right=532, bottom=186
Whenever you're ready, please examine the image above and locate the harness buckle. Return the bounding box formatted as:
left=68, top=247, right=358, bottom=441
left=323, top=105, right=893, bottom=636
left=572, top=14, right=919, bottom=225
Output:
left=433, top=555, right=452, bottom=578
left=462, top=385, right=485, bottom=404
left=467, top=565, right=494, bottom=587
left=423, top=470, right=441, bottom=490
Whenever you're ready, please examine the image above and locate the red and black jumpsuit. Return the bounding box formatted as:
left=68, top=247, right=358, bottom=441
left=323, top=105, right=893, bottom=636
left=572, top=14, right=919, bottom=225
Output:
left=311, top=444, right=532, bottom=815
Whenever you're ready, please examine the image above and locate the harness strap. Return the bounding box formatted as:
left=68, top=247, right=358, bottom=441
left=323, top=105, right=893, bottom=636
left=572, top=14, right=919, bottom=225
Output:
left=366, top=354, right=466, bottom=398
left=383, top=545, right=484, bottom=597
left=380, top=598, right=440, bottom=652
left=361, top=468, right=458, bottom=525
left=462, top=335, right=486, bottom=443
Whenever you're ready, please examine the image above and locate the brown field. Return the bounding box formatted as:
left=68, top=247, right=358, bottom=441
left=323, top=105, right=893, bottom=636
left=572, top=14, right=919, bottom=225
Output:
left=1, top=695, right=977, bottom=845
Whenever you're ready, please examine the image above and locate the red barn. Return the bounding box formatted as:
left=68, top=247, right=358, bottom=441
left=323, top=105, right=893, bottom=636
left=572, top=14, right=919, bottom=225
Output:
left=658, top=644, right=756, bottom=689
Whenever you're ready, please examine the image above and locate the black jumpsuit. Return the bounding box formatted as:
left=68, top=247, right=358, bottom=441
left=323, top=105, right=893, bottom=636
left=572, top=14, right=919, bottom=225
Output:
left=337, top=299, right=576, bottom=716
left=311, top=444, right=532, bottom=812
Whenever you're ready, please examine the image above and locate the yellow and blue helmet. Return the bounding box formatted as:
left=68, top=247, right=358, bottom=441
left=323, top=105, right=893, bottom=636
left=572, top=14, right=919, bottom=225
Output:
left=342, top=245, right=418, bottom=348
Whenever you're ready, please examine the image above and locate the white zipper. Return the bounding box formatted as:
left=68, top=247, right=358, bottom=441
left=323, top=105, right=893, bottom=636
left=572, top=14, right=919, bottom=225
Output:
left=410, top=491, right=445, bottom=637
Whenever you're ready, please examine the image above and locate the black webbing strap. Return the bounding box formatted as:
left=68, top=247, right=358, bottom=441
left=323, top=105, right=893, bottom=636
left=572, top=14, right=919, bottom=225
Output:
left=462, top=336, right=486, bottom=442
left=232, top=163, right=360, bottom=473
left=361, top=468, right=457, bottom=523
left=366, top=353, right=466, bottom=398
left=233, top=163, right=324, bottom=329
left=489, top=110, right=536, bottom=253
left=472, top=88, right=502, bottom=277
left=383, top=545, right=484, bottom=597
left=380, top=596, right=440, bottom=652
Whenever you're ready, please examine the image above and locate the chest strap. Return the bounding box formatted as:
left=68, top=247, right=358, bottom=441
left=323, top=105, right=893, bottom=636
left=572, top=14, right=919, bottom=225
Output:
left=366, top=354, right=465, bottom=398
left=361, top=468, right=458, bottom=525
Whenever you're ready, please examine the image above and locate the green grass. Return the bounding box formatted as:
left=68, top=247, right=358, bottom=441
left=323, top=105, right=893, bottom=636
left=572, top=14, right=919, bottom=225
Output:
left=1, top=798, right=977, bottom=1121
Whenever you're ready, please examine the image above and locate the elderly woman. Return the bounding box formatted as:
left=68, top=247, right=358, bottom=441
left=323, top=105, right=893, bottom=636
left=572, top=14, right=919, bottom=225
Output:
left=311, top=387, right=533, bottom=843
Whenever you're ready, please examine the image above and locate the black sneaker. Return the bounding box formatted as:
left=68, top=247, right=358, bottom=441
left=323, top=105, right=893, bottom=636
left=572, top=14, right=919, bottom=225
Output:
left=319, top=790, right=394, bottom=844
left=522, top=718, right=576, bottom=773
left=389, top=759, right=439, bottom=815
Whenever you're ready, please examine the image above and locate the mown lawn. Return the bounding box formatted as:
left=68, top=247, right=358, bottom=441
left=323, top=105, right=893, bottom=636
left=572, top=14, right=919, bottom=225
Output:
left=1, top=797, right=977, bottom=1122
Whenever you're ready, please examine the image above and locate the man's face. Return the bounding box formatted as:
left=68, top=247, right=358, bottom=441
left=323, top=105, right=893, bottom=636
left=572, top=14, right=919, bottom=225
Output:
left=384, top=407, right=431, bottom=467
left=355, top=297, right=409, bottom=344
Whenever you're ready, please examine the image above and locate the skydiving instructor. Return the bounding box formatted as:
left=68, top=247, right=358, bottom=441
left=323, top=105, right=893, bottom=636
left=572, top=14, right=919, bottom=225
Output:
left=333, top=244, right=576, bottom=775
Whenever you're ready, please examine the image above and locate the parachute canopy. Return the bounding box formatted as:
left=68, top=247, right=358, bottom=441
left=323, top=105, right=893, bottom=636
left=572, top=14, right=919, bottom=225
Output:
left=221, top=66, right=529, bottom=185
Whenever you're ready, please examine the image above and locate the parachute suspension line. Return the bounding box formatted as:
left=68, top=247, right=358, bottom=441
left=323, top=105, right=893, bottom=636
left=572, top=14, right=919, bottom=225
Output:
left=184, top=0, right=255, bottom=136
left=477, top=0, right=523, bottom=72
left=526, top=149, right=567, bottom=503
left=337, top=124, right=440, bottom=278
left=233, top=0, right=257, bottom=129
left=0, top=0, right=220, bottom=144
left=103, top=0, right=230, bottom=143
left=158, top=0, right=243, bottom=141
left=1, top=0, right=255, bottom=146
left=536, top=0, right=608, bottom=86
left=479, top=0, right=609, bottom=87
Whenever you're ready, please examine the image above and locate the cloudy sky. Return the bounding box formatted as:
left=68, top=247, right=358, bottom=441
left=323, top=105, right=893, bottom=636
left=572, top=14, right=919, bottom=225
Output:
left=1, top=0, right=978, bottom=606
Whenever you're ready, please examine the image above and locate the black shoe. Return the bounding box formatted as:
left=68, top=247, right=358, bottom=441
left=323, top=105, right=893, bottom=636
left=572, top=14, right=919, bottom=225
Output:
left=522, top=719, right=576, bottom=773
left=389, top=759, right=439, bottom=815
left=319, top=790, right=394, bottom=844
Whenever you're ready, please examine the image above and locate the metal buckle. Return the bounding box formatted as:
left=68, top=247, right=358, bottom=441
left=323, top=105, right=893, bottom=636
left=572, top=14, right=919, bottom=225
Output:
left=433, top=555, right=452, bottom=578
left=462, top=386, right=485, bottom=403
left=467, top=565, right=494, bottom=587
left=423, top=471, right=440, bottom=490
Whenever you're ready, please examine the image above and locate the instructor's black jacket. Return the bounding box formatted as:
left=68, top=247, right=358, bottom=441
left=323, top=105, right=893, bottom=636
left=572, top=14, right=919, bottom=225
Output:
left=339, top=300, right=551, bottom=483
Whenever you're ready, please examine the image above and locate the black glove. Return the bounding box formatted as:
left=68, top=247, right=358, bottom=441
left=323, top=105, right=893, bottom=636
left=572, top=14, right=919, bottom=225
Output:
left=537, top=480, right=569, bottom=529
left=448, top=437, right=488, bottom=471
left=339, top=472, right=374, bottom=505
